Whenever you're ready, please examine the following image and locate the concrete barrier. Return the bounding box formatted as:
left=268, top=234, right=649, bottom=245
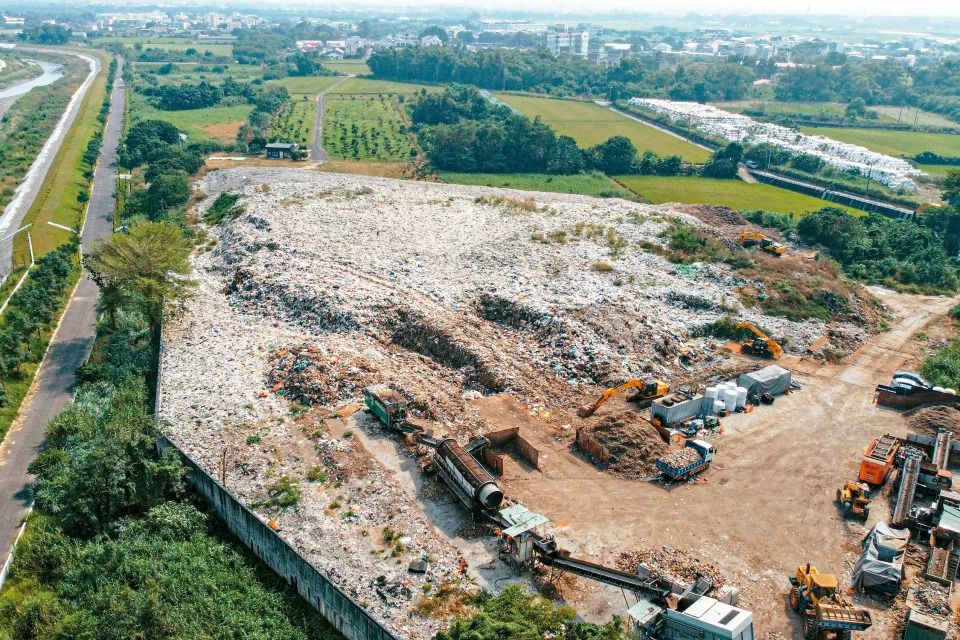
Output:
left=749, top=170, right=915, bottom=219
left=156, top=435, right=399, bottom=640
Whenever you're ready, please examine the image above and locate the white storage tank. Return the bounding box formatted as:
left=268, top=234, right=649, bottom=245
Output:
left=723, top=389, right=738, bottom=411
left=735, top=386, right=748, bottom=409
left=934, top=386, right=945, bottom=393
left=713, top=400, right=725, bottom=414
left=947, top=389, right=957, bottom=395
left=705, top=386, right=718, bottom=399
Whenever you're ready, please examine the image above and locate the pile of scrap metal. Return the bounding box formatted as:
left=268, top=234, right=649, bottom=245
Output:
left=875, top=371, right=959, bottom=409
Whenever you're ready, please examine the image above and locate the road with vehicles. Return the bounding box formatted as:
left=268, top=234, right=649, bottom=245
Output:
left=0, top=55, right=124, bottom=584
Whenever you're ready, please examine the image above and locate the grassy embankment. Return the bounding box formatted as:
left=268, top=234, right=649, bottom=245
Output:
left=496, top=94, right=712, bottom=162
left=13, top=50, right=113, bottom=264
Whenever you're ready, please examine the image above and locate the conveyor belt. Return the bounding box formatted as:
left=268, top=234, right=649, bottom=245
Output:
left=536, top=549, right=669, bottom=596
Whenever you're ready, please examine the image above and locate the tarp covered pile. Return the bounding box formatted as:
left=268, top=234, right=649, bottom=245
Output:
left=852, top=522, right=909, bottom=594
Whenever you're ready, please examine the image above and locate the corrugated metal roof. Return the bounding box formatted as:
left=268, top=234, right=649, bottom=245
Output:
left=938, top=505, right=960, bottom=534
left=627, top=598, right=663, bottom=625
left=499, top=504, right=548, bottom=536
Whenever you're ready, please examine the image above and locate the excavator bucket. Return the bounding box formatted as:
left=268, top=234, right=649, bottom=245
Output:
left=815, top=604, right=872, bottom=631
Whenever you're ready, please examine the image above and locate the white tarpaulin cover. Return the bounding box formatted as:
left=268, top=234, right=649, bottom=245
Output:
left=852, top=522, right=909, bottom=593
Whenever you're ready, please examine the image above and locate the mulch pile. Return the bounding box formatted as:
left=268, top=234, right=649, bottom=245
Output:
left=266, top=345, right=373, bottom=407
left=617, top=545, right=726, bottom=589
left=581, top=411, right=670, bottom=479
left=906, top=405, right=960, bottom=438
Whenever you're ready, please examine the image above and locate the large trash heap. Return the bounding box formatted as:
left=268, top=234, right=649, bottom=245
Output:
left=158, top=169, right=857, bottom=638
left=630, top=98, right=922, bottom=191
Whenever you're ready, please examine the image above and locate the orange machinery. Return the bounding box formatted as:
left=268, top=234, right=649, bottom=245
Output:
left=858, top=434, right=900, bottom=486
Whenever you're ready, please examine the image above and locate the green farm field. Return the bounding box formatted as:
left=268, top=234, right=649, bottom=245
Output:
left=496, top=94, right=712, bottom=162
left=94, top=37, right=233, bottom=56
left=330, top=78, right=441, bottom=95
left=266, top=75, right=340, bottom=96
left=439, top=172, right=635, bottom=199
left=615, top=175, right=858, bottom=216
left=323, top=95, right=417, bottom=162
left=130, top=94, right=253, bottom=142
left=323, top=60, right=371, bottom=75
left=271, top=96, right=315, bottom=147
left=798, top=126, right=960, bottom=157
left=715, top=101, right=957, bottom=128
left=918, top=164, right=959, bottom=178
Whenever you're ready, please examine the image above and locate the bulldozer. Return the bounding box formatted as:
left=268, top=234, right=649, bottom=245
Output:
left=578, top=379, right=670, bottom=418
left=736, top=322, right=782, bottom=358
left=789, top=564, right=872, bottom=640
left=836, top=482, right=871, bottom=521
left=738, top=232, right=785, bottom=256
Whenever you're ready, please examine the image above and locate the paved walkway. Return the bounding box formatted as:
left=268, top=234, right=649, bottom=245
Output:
left=310, top=74, right=353, bottom=163
left=0, top=55, right=123, bottom=570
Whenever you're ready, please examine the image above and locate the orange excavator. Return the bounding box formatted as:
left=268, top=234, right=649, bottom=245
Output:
left=738, top=232, right=785, bottom=256
left=737, top=322, right=782, bottom=358
left=578, top=378, right=670, bottom=418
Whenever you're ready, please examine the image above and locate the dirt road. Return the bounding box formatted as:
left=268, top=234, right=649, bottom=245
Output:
left=310, top=74, right=353, bottom=163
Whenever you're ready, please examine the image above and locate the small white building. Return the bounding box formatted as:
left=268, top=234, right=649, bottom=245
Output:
left=421, top=35, right=442, bottom=47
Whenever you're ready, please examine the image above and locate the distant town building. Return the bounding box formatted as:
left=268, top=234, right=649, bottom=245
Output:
left=420, top=35, right=443, bottom=46
left=547, top=30, right=589, bottom=57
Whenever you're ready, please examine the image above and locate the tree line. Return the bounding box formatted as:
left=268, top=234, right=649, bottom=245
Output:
left=370, top=45, right=754, bottom=101
left=776, top=58, right=960, bottom=122
left=411, top=85, right=687, bottom=176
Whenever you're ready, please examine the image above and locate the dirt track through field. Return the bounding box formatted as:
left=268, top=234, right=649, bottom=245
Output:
left=310, top=74, right=353, bottom=163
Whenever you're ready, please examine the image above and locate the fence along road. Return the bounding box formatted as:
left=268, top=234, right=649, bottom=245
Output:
left=0, top=55, right=124, bottom=586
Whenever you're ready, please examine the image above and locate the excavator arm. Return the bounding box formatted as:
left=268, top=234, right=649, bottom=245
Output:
left=578, top=379, right=646, bottom=418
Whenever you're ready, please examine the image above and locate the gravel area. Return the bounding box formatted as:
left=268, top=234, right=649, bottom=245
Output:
left=159, top=169, right=869, bottom=637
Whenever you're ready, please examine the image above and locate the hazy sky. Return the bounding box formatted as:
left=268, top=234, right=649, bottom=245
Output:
left=367, top=0, right=960, bottom=17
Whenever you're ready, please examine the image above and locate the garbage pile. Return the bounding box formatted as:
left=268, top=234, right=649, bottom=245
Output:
left=911, top=577, right=952, bottom=619
left=617, top=545, right=727, bottom=589
left=657, top=447, right=703, bottom=469
left=630, top=98, right=922, bottom=191
left=267, top=345, right=374, bottom=406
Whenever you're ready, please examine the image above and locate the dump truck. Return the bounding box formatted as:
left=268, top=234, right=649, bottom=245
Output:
left=738, top=232, right=785, bottom=256
left=790, top=564, right=872, bottom=640
left=363, top=384, right=408, bottom=431
left=656, top=439, right=715, bottom=481
left=836, top=482, right=871, bottom=521
left=859, top=434, right=900, bottom=486
left=578, top=378, right=670, bottom=418
left=736, top=322, right=782, bottom=358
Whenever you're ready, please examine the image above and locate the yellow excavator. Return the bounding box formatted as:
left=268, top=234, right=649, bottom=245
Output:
left=789, top=564, right=872, bottom=640
left=578, top=379, right=670, bottom=418
left=737, top=322, right=782, bottom=358
left=738, top=232, right=786, bottom=256
left=917, top=202, right=943, bottom=215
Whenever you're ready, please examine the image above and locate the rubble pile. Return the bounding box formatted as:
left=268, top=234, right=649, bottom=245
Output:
left=907, top=405, right=960, bottom=438
left=617, top=545, right=727, bottom=589
left=581, top=411, right=670, bottom=478
left=658, top=447, right=703, bottom=469
left=911, top=577, right=952, bottom=619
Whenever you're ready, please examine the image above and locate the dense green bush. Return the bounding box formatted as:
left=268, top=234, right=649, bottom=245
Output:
left=797, top=207, right=958, bottom=292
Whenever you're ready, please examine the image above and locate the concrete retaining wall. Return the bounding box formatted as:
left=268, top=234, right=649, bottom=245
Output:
left=749, top=170, right=914, bottom=219
left=156, top=435, right=399, bottom=640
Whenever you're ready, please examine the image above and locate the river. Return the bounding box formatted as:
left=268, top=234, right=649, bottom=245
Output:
left=0, top=59, right=63, bottom=100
